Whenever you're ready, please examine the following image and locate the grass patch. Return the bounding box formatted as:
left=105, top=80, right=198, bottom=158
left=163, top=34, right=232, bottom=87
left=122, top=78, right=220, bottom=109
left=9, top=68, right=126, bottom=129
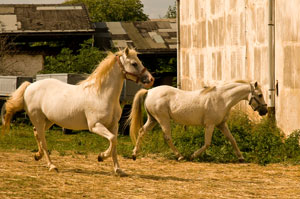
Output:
left=0, top=124, right=133, bottom=158
left=1, top=111, right=300, bottom=165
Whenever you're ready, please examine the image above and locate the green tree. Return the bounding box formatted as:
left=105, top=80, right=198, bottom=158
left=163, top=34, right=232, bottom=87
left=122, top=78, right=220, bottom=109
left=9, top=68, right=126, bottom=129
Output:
left=65, top=0, right=148, bottom=22
left=41, top=39, right=107, bottom=74
left=165, top=2, right=176, bottom=19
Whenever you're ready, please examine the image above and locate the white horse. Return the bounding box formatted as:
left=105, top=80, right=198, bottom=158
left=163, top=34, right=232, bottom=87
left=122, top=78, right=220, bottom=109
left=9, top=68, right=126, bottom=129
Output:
left=128, top=80, right=268, bottom=162
left=2, top=48, right=154, bottom=176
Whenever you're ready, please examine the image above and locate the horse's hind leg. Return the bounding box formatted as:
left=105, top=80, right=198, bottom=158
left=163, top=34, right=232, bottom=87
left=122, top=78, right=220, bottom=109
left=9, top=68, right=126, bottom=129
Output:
left=33, top=120, right=53, bottom=161
left=31, top=116, right=56, bottom=171
left=33, top=127, right=43, bottom=161
left=132, top=115, right=157, bottom=160
left=218, top=122, right=244, bottom=162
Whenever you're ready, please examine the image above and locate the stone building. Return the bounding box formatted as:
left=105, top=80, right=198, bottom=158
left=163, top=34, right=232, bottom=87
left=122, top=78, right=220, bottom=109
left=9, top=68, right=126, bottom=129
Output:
left=0, top=4, right=94, bottom=76
left=177, top=0, right=300, bottom=135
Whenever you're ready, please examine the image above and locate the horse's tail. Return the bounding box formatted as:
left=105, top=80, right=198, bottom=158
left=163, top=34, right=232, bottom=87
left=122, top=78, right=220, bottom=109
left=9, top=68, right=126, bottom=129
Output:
left=2, top=81, right=31, bottom=134
left=128, top=88, right=148, bottom=144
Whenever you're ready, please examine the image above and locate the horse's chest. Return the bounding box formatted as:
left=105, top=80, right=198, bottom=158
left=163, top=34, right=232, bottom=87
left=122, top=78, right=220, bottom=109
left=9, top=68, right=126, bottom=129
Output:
left=87, top=103, right=121, bottom=126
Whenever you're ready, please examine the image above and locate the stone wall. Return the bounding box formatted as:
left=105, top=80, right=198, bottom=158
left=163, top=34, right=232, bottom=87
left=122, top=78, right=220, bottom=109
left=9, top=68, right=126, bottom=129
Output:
left=0, top=54, right=43, bottom=76
left=179, top=0, right=300, bottom=134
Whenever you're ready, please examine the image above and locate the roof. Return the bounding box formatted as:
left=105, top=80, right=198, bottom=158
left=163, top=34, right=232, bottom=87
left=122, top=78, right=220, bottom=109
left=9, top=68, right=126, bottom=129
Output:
left=0, top=4, right=94, bottom=33
left=94, top=19, right=177, bottom=54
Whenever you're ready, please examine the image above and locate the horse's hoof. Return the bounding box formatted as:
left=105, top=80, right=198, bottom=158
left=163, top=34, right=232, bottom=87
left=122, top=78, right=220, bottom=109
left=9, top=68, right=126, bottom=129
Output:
left=189, top=155, right=195, bottom=161
left=49, top=165, right=58, bottom=172
left=178, top=156, right=184, bottom=161
left=132, top=155, right=136, bottom=161
left=115, top=169, right=128, bottom=177
left=34, top=154, right=42, bottom=161
left=98, top=156, right=103, bottom=162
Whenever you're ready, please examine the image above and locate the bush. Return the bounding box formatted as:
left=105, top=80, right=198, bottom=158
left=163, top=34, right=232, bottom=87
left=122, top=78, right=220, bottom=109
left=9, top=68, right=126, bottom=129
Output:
left=137, top=111, right=300, bottom=165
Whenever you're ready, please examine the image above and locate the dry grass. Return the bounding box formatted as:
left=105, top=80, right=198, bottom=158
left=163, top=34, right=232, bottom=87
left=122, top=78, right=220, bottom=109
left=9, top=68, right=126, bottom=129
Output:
left=1, top=150, right=300, bottom=199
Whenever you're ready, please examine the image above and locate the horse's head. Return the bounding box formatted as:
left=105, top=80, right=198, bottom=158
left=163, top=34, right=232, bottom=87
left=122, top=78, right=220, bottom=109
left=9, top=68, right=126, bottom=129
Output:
left=117, top=47, right=154, bottom=88
left=249, top=81, right=268, bottom=116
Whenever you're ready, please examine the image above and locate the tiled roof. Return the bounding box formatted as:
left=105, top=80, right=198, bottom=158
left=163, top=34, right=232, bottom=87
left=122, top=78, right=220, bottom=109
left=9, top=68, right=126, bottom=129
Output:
left=0, top=4, right=94, bottom=33
left=0, top=4, right=176, bottom=54
left=94, top=19, right=177, bottom=54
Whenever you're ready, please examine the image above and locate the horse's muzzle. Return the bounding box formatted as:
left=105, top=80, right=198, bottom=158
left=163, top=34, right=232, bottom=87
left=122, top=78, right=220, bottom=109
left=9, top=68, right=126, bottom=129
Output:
left=259, top=108, right=268, bottom=116
left=141, top=75, right=154, bottom=88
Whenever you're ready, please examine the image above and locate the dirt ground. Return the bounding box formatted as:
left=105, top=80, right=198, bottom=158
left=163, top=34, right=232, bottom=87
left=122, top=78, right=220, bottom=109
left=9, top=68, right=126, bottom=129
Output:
left=0, top=150, right=300, bottom=199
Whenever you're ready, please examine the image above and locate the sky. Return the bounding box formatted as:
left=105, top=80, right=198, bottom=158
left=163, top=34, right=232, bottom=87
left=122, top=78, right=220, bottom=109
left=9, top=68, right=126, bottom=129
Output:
left=0, top=0, right=176, bottom=19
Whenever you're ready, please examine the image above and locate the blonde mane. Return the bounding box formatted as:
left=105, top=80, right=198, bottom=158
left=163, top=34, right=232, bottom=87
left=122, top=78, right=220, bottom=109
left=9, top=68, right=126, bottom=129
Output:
left=201, top=86, right=216, bottom=94
left=79, top=48, right=138, bottom=91
left=234, top=80, right=250, bottom=84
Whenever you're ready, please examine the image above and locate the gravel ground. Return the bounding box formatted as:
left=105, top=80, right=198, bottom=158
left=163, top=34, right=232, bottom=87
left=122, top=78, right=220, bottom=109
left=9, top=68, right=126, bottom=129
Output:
left=0, top=150, right=300, bottom=199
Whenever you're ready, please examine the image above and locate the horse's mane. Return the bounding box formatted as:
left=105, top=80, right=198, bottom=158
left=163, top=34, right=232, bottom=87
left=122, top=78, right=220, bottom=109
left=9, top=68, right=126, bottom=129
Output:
left=201, top=86, right=216, bottom=94
left=233, top=80, right=250, bottom=84
left=200, top=80, right=257, bottom=94
left=79, top=48, right=138, bottom=91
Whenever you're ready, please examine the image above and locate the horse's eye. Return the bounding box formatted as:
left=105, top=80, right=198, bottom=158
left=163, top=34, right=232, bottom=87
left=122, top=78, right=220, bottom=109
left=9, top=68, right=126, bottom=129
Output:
left=258, top=94, right=263, bottom=98
left=132, top=62, right=138, bottom=68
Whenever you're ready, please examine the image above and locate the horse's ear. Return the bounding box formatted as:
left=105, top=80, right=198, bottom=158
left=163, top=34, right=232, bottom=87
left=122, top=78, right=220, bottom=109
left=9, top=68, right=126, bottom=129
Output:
left=124, top=47, right=129, bottom=56
left=254, top=81, right=258, bottom=88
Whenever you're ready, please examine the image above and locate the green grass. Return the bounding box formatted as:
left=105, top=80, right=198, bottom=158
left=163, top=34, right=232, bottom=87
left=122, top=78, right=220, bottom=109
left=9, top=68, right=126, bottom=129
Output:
left=0, top=124, right=133, bottom=158
left=1, top=111, right=300, bottom=165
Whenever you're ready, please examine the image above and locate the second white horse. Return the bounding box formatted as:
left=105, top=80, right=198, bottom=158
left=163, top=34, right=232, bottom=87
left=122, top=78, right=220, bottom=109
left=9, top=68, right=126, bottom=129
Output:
left=128, top=80, right=268, bottom=162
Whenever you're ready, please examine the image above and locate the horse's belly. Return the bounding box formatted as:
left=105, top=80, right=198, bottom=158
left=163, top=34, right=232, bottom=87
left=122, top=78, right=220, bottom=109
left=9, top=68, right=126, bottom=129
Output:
left=170, top=112, right=203, bottom=126
left=47, top=112, right=88, bottom=130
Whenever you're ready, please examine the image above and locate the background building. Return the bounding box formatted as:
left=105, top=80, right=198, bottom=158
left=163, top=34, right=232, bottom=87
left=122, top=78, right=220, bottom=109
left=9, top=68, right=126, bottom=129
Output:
left=178, top=0, right=300, bottom=135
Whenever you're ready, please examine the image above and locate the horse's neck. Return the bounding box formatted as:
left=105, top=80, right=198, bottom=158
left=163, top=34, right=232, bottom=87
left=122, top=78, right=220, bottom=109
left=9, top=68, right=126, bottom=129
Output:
left=100, top=63, right=124, bottom=102
left=222, top=83, right=251, bottom=109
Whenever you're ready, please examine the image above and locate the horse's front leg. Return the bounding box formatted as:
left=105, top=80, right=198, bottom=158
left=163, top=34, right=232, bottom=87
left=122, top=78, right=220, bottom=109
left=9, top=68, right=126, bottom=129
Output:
left=110, top=123, right=127, bottom=176
left=160, top=120, right=184, bottom=161
left=191, top=125, right=215, bottom=160
left=90, top=122, right=126, bottom=176
left=90, top=122, right=114, bottom=161
left=217, top=122, right=245, bottom=162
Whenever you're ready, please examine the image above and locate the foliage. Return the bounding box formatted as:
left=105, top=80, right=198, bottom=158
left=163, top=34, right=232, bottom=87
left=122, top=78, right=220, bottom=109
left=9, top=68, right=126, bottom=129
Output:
left=165, top=2, right=177, bottom=19
left=154, top=57, right=177, bottom=73
left=41, top=39, right=107, bottom=74
left=136, top=111, right=300, bottom=165
left=65, top=0, right=148, bottom=22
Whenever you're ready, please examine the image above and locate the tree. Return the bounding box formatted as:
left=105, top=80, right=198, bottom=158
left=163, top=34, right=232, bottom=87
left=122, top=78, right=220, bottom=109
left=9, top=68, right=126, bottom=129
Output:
left=41, top=39, right=107, bottom=74
left=165, top=2, right=176, bottom=19
left=65, top=0, right=148, bottom=22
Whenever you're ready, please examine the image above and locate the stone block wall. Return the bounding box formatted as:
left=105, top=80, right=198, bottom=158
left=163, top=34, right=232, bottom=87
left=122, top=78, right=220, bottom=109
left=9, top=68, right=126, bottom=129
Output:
left=0, top=54, right=43, bottom=76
